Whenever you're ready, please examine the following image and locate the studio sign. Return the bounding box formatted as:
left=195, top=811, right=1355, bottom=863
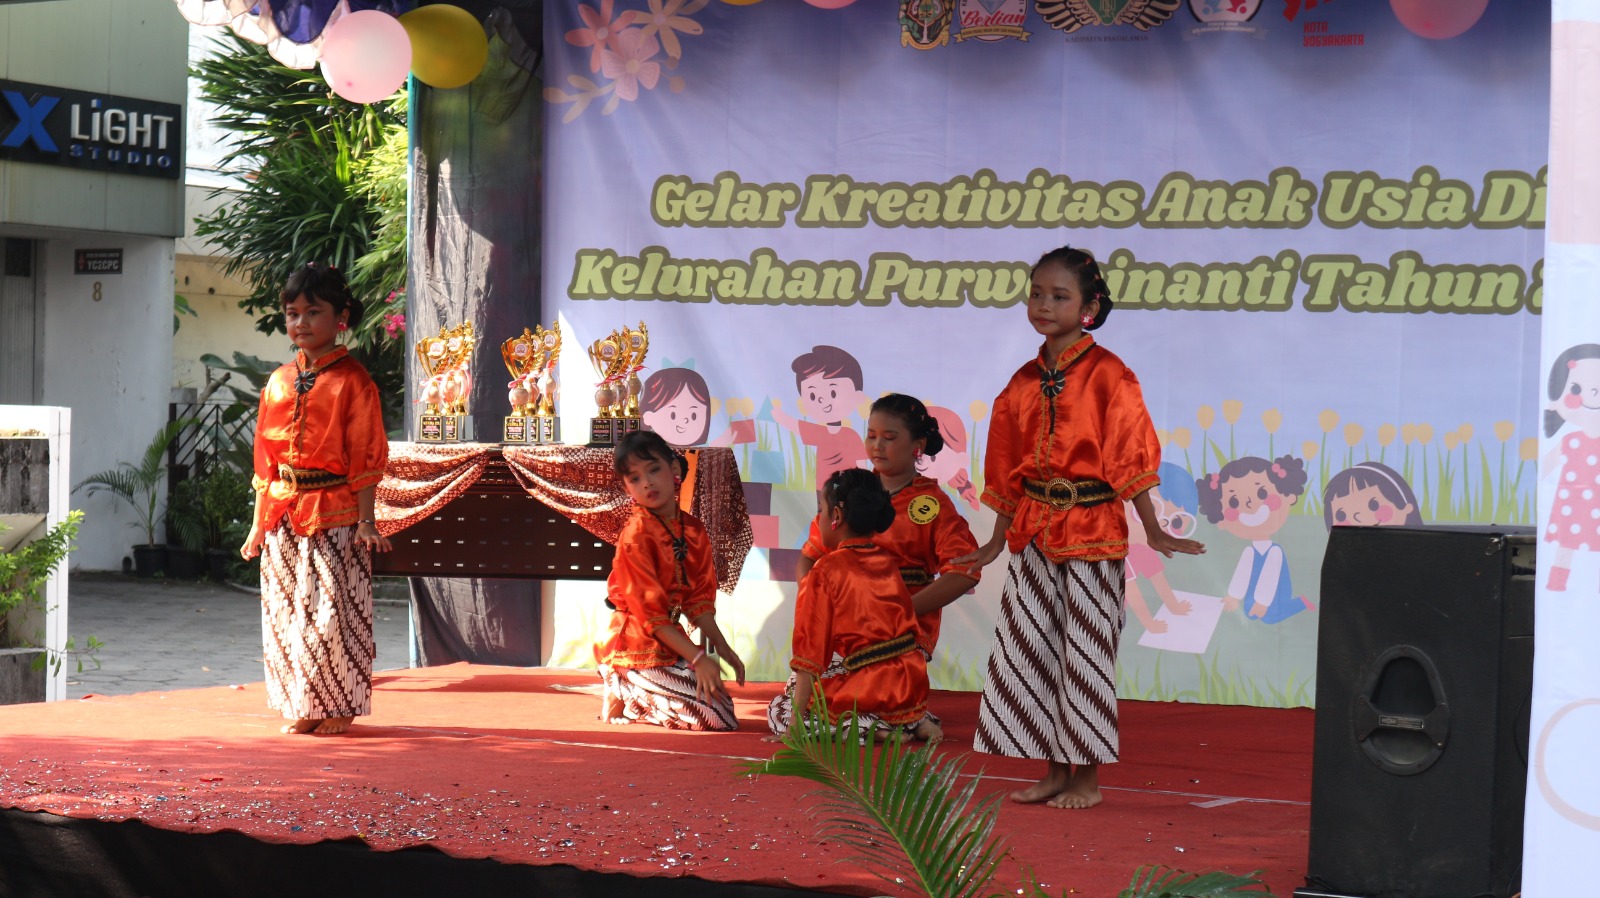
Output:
left=0, top=78, right=182, bottom=180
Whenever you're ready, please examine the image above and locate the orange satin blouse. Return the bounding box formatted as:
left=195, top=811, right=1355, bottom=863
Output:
left=252, top=347, right=388, bottom=536
left=596, top=506, right=718, bottom=669
left=982, top=334, right=1161, bottom=562
left=801, top=476, right=981, bottom=655
left=791, top=541, right=929, bottom=726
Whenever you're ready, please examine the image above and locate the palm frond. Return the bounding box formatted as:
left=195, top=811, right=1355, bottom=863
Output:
left=1116, top=864, right=1275, bottom=898
left=743, top=695, right=1008, bottom=898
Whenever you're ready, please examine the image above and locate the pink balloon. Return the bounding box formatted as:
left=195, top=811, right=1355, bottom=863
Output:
left=1390, top=0, right=1488, bottom=40
left=319, top=10, right=413, bottom=104
left=803, top=0, right=856, bottom=7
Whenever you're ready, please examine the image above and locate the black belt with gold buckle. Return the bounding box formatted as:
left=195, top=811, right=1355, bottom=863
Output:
left=276, top=463, right=348, bottom=493
left=1022, top=477, right=1117, bottom=511
left=842, top=631, right=918, bottom=672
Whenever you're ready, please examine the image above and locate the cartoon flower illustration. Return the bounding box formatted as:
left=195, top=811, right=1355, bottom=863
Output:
left=567, top=0, right=638, bottom=73
left=639, top=0, right=708, bottom=61
left=600, top=29, right=662, bottom=102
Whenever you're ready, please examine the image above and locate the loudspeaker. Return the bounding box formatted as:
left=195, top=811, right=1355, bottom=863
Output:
left=1298, top=525, right=1533, bottom=898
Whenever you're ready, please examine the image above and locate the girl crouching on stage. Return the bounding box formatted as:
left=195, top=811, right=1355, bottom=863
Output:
left=242, top=262, right=390, bottom=736
left=769, top=468, right=939, bottom=742
left=595, top=430, right=746, bottom=730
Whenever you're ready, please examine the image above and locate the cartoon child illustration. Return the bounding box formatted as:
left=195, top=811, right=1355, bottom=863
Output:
left=641, top=367, right=713, bottom=448
left=771, top=345, right=869, bottom=490
left=1541, top=343, right=1600, bottom=592
left=1197, top=455, right=1315, bottom=624
left=915, top=405, right=980, bottom=512
left=1322, top=462, right=1423, bottom=530
left=1125, top=461, right=1200, bottom=634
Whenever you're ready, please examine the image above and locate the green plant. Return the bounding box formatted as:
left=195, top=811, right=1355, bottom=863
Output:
left=0, top=511, right=101, bottom=673
left=746, top=691, right=1276, bottom=898
left=169, top=466, right=254, bottom=555
left=744, top=693, right=1007, bottom=898
left=190, top=33, right=407, bottom=433
left=74, top=419, right=194, bottom=547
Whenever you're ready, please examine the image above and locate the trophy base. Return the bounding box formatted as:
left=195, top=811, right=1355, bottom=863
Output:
left=587, top=416, right=624, bottom=448
left=620, top=417, right=642, bottom=438
left=535, top=415, right=561, bottom=445
left=503, top=416, right=531, bottom=444
left=419, top=414, right=445, bottom=442
left=420, top=414, right=474, bottom=443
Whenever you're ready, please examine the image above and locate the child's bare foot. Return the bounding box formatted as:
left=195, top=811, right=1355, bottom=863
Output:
left=913, top=719, right=944, bottom=746
left=312, top=716, right=354, bottom=735
left=601, top=691, right=628, bottom=724
left=1046, top=781, right=1103, bottom=809
left=760, top=733, right=785, bottom=743
left=1009, top=764, right=1070, bottom=804
left=280, top=718, right=317, bottom=735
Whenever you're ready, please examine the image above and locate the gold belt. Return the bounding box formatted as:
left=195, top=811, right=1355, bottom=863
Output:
left=1022, top=477, right=1117, bottom=512
left=842, top=631, right=918, bottom=672
left=276, top=463, right=347, bottom=493
left=898, top=567, right=932, bottom=589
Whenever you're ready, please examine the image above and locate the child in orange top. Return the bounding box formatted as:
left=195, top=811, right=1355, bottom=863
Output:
left=595, top=430, right=745, bottom=730
left=960, top=246, right=1205, bottom=809
left=241, top=262, right=391, bottom=737
left=769, top=468, right=938, bottom=742
left=795, top=394, right=980, bottom=659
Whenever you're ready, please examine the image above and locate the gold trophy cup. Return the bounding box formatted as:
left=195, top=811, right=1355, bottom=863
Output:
left=587, top=332, right=628, bottom=447
left=415, top=331, right=450, bottom=442
left=501, top=328, right=539, bottom=444
left=619, top=322, right=649, bottom=437
left=533, top=322, right=562, bottom=444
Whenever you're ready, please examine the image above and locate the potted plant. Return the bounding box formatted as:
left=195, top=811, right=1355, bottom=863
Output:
left=164, top=477, right=207, bottom=580
left=74, top=419, right=193, bottom=578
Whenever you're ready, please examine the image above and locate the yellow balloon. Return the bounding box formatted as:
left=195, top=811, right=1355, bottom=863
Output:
left=399, top=4, right=489, bottom=90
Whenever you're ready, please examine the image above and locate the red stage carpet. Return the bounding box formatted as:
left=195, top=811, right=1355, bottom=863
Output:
left=0, top=666, right=1310, bottom=896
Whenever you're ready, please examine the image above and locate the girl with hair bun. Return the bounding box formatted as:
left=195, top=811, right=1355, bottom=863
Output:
left=768, top=468, right=940, bottom=743
left=241, top=262, right=390, bottom=736
left=1196, top=454, right=1314, bottom=625
left=595, top=430, right=745, bottom=730
left=958, top=245, right=1204, bottom=810
left=795, top=393, right=981, bottom=661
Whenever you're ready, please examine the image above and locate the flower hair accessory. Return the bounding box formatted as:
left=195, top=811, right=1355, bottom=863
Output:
left=1272, top=463, right=1286, bottom=478
left=1209, top=473, right=1220, bottom=488
left=1570, top=360, right=1579, bottom=369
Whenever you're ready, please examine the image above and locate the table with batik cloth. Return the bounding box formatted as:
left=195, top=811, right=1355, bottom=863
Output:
left=372, top=443, right=753, bottom=591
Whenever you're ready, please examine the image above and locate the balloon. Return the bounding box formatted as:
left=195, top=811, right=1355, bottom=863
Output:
left=399, top=4, right=489, bottom=89
left=1390, top=0, right=1488, bottom=40
left=803, top=0, right=856, bottom=6
left=319, top=10, right=412, bottom=105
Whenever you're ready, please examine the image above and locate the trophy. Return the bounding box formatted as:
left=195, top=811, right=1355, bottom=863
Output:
left=416, top=331, right=450, bottom=442
left=532, top=322, right=562, bottom=444
left=417, top=323, right=476, bottom=442
left=501, top=328, right=540, bottom=444
left=587, top=331, right=629, bottom=447
left=618, top=322, right=649, bottom=438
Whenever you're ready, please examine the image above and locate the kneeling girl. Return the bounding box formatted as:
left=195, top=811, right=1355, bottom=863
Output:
left=595, top=431, right=745, bottom=730
left=770, top=468, right=938, bottom=741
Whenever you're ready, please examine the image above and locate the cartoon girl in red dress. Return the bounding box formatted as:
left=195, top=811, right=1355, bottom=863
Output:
left=1542, top=343, right=1600, bottom=592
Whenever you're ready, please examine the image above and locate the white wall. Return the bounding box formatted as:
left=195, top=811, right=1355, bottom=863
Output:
left=40, top=234, right=175, bottom=569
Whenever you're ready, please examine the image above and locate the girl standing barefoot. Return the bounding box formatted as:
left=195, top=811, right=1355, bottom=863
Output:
left=241, top=262, right=390, bottom=736
left=959, top=246, right=1204, bottom=808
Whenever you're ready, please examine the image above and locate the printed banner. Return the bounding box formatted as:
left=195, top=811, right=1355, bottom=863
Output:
left=1523, top=3, right=1600, bottom=893
left=541, top=1, right=1546, bottom=710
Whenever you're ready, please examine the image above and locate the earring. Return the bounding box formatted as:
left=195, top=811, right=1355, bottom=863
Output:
left=914, top=448, right=923, bottom=460
left=337, top=322, right=349, bottom=332
left=1079, top=313, right=1094, bottom=327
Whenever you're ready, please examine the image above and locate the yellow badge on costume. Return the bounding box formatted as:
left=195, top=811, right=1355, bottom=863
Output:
left=908, top=495, right=939, bottom=525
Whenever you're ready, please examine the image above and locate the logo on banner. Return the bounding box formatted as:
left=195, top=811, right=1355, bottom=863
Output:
left=902, top=0, right=957, bottom=50
left=1034, top=0, right=1181, bottom=35
left=956, top=0, right=1031, bottom=42
left=1188, top=0, right=1261, bottom=32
